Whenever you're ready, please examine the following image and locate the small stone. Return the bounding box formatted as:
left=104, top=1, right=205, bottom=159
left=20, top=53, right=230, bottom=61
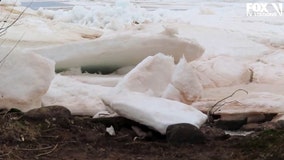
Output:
left=166, top=123, right=205, bottom=145
left=24, top=105, right=71, bottom=120
left=200, top=125, right=230, bottom=140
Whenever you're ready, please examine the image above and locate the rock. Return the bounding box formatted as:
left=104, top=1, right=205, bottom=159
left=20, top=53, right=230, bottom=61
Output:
left=166, top=123, right=206, bottom=144
left=24, top=105, right=71, bottom=120
left=200, top=125, right=230, bottom=140
left=0, top=48, right=55, bottom=111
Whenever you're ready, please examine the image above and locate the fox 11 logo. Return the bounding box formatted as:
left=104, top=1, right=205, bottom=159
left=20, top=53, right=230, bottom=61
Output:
left=246, top=3, right=283, bottom=16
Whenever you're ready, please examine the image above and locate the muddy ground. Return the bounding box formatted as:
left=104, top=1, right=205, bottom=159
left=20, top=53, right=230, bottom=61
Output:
left=0, top=106, right=284, bottom=160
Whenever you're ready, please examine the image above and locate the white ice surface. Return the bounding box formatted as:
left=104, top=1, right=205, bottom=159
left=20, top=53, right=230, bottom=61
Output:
left=0, top=47, right=54, bottom=111
left=192, top=55, right=251, bottom=88
left=250, top=50, right=284, bottom=84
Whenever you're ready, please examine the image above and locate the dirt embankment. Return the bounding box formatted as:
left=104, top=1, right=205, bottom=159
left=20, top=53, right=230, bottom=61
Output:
left=0, top=106, right=284, bottom=160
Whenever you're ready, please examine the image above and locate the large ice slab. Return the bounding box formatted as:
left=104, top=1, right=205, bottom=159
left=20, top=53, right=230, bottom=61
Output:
left=102, top=91, right=207, bottom=134
left=33, top=29, right=204, bottom=73
left=115, top=53, right=175, bottom=96
left=42, top=75, right=111, bottom=115
left=0, top=47, right=55, bottom=111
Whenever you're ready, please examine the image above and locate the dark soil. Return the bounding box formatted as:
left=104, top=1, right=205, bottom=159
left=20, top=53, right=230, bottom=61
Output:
left=0, top=107, right=284, bottom=160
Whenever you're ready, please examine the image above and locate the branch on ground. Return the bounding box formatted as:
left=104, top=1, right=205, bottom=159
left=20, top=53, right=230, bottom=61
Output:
left=207, top=89, right=248, bottom=124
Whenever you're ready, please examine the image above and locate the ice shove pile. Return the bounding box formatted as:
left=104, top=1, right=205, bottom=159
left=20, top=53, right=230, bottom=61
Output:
left=41, top=52, right=208, bottom=134
left=36, top=0, right=189, bottom=30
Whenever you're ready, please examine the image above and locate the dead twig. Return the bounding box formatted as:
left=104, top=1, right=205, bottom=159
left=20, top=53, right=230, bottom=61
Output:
left=17, top=145, right=54, bottom=151
left=207, top=89, right=248, bottom=123
left=0, top=1, right=32, bottom=36
left=35, top=143, right=58, bottom=159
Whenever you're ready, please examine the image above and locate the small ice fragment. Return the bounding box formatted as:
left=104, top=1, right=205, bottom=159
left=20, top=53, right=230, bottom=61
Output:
left=106, top=126, right=116, bottom=136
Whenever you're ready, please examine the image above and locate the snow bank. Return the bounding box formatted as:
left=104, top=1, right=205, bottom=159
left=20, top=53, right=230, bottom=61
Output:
left=42, top=75, right=111, bottom=116
left=115, top=53, right=175, bottom=96
left=192, top=56, right=251, bottom=88
left=33, top=29, right=204, bottom=73
left=102, top=91, right=207, bottom=134
left=0, top=47, right=54, bottom=111
left=163, top=57, right=203, bottom=104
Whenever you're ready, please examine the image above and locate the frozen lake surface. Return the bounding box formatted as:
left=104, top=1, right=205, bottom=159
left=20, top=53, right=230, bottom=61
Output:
left=21, top=1, right=73, bottom=10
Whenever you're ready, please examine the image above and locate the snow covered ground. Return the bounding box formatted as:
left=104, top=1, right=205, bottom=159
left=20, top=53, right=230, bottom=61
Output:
left=1, top=0, right=284, bottom=133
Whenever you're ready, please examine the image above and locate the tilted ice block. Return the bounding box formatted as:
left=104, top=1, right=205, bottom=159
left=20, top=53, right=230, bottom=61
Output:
left=163, top=57, right=203, bottom=104
left=115, top=53, right=175, bottom=97
left=102, top=91, right=207, bottom=134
